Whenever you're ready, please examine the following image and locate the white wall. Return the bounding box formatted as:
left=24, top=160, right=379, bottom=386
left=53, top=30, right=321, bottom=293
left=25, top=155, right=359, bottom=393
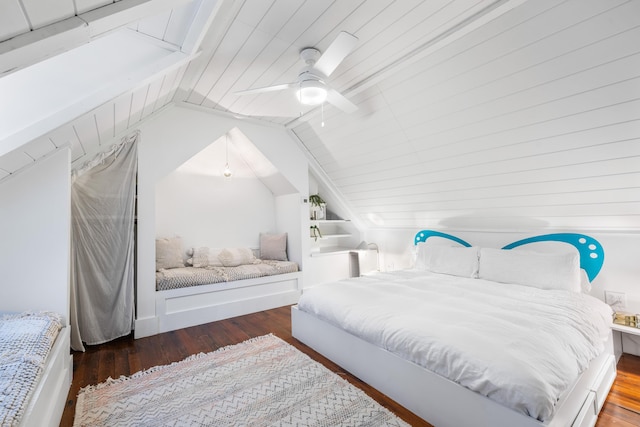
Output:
left=155, top=145, right=277, bottom=252
left=0, top=148, right=70, bottom=321
left=275, top=193, right=304, bottom=268
left=136, top=104, right=308, bottom=337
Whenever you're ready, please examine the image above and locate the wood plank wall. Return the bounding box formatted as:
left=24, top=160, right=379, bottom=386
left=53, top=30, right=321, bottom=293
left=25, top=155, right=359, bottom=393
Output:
left=293, top=0, right=640, bottom=231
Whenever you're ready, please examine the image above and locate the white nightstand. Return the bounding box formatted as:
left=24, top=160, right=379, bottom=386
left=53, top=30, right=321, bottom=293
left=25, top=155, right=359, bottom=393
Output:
left=611, top=323, right=640, bottom=335
left=611, top=323, right=640, bottom=361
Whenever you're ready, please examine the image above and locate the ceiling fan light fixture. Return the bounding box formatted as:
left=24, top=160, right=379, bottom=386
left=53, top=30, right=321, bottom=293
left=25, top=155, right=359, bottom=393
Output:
left=296, top=79, right=327, bottom=105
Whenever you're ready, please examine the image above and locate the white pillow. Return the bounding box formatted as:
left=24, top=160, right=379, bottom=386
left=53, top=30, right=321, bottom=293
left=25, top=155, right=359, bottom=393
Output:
left=415, top=243, right=479, bottom=278
left=155, top=237, right=184, bottom=271
left=478, top=248, right=581, bottom=292
left=260, top=233, right=288, bottom=261
left=580, top=269, right=592, bottom=293
left=218, top=247, right=256, bottom=267
left=190, top=247, right=224, bottom=268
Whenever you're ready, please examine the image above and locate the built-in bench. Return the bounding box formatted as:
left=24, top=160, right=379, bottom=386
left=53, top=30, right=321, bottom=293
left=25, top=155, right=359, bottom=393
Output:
left=155, top=270, right=301, bottom=333
left=155, top=260, right=299, bottom=291
left=154, top=238, right=301, bottom=333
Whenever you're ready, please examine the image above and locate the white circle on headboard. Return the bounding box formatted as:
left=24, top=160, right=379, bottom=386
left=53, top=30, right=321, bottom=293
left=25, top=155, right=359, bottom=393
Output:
left=588, top=244, right=596, bottom=250
left=590, top=253, right=598, bottom=259
left=578, top=238, right=587, bottom=244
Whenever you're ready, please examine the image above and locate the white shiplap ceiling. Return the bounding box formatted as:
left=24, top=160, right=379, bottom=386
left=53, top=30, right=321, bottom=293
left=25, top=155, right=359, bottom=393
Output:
left=177, top=0, right=640, bottom=230
left=179, top=0, right=510, bottom=122
left=1, top=0, right=639, bottom=230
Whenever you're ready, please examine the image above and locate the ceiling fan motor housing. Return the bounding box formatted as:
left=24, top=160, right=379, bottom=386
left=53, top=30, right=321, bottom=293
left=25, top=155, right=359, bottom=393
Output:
left=300, top=47, right=321, bottom=65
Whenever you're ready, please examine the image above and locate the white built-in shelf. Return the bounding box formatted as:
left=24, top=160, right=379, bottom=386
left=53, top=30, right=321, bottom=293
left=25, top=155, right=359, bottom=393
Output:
left=611, top=323, right=640, bottom=337
left=309, top=217, right=356, bottom=256
left=309, top=246, right=354, bottom=257
left=310, top=219, right=353, bottom=241
left=313, top=233, right=351, bottom=239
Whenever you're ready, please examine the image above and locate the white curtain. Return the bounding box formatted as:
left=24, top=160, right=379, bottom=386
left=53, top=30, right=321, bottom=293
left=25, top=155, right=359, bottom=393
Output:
left=70, top=132, right=138, bottom=351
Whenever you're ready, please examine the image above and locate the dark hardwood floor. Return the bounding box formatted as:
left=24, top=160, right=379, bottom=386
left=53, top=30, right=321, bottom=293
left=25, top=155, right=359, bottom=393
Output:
left=61, top=306, right=640, bottom=427
left=597, top=353, right=640, bottom=427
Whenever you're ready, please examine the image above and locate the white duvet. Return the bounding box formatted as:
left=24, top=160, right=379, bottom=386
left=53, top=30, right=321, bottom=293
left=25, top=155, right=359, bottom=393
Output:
left=297, top=270, right=613, bottom=421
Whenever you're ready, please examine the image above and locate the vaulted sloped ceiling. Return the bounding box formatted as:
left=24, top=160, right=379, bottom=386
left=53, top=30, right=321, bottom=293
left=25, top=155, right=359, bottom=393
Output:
left=0, top=61, right=188, bottom=180
left=296, top=0, right=640, bottom=231
left=0, top=0, right=217, bottom=179
left=178, top=0, right=507, bottom=122
left=1, top=0, right=639, bottom=231
left=179, top=0, right=640, bottom=231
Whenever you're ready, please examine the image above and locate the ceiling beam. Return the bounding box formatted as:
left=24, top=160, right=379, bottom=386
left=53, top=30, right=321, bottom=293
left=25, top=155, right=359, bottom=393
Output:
left=0, top=17, right=89, bottom=77
left=180, top=0, right=222, bottom=55
left=0, top=0, right=193, bottom=77
left=80, top=0, right=194, bottom=38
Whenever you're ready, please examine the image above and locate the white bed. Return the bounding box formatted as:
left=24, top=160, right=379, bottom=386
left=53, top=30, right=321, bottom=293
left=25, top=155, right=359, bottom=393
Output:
left=292, top=230, right=616, bottom=427
left=0, top=312, right=72, bottom=427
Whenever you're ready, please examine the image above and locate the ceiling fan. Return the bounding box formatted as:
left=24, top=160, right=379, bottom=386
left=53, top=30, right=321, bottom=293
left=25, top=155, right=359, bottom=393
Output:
left=234, top=31, right=359, bottom=114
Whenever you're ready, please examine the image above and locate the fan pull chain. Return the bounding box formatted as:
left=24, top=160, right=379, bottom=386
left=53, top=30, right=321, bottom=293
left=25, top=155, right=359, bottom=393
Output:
left=321, top=103, right=325, bottom=127
left=299, top=82, right=303, bottom=117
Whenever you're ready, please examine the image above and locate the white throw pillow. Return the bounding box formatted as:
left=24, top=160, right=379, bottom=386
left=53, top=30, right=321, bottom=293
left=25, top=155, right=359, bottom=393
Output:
left=155, top=237, right=184, bottom=271
left=218, top=247, right=256, bottom=267
left=478, top=248, right=581, bottom=292
left=191, top=247, right=224, bottom=268
left=415, top=243, right=479, bottom=278
left=260, top=233, right=288, bottom=261
left=580, top=269, right=592, bottom=293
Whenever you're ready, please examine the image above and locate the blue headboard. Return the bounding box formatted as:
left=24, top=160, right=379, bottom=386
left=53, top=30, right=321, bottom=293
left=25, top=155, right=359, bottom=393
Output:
left=415, top=230, right=472, bottom=247
left=414, top=230, right=604, bottom=281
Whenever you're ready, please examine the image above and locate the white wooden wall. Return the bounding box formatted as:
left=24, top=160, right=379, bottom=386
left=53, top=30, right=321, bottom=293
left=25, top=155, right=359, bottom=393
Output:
left=292, top=0, right=640, bottom=232
left=155, top=139, right=278, bottom=252
left=0, top=148, right=70, bottom=320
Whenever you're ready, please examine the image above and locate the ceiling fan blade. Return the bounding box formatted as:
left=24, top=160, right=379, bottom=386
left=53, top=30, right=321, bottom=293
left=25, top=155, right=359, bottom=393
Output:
left=326, top=88, right=358, bottom=114
left=234, top=82, right=295, bottom=96
left=314, top=31, right=358, bottom=77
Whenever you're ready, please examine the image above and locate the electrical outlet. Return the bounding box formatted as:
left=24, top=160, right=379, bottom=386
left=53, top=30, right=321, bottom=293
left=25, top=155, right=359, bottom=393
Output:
left=605, top=291, right=627, bottom=311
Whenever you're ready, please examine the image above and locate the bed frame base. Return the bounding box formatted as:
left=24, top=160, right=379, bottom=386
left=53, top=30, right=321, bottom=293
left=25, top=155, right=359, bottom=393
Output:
left=19, top=326, right=72, bottom=427
left=292, top=306, right=615, bottom=427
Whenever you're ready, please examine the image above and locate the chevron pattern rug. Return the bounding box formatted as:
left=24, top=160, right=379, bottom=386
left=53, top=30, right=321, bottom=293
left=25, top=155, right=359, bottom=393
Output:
left=73, top=334, right=409, bottom=426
